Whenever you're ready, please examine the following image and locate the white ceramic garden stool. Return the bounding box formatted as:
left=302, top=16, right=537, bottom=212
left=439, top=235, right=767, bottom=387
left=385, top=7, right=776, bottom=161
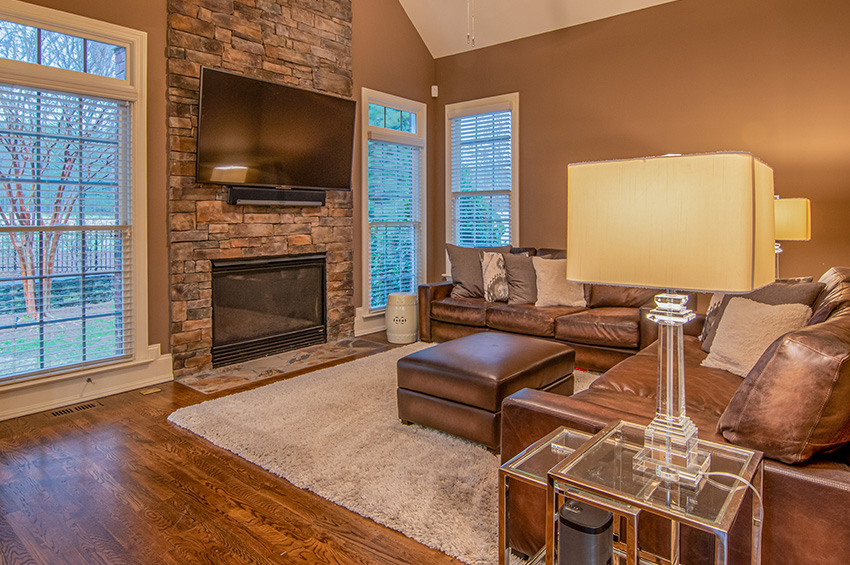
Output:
left=386, top=292, right=418, bottom=344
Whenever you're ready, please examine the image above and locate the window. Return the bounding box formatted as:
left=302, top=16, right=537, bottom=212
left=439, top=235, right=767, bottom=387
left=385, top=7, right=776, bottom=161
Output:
left=0, top=2, right=147, bottom=384
left=446, top=93, right=518, bottom=250
left=362, top=88, right=426, bottom=312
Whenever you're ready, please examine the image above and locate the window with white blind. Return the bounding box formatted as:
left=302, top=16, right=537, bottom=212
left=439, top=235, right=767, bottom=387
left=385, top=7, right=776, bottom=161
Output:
left=362, top=88, right=426, bottom=312
left=446, top=93, right=518, bottom=251
left=0, top=2, right=147, bottom=384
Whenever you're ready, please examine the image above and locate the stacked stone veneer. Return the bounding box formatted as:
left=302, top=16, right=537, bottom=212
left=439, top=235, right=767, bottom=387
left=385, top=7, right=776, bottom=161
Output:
left=166, top=0, right=354, bottom=377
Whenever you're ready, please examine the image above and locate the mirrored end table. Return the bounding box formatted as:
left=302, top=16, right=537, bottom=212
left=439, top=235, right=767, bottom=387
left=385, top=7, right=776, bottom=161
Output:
left=546, top=421, right=763, bottom=565
left=499, top=426, right=593, bottom=565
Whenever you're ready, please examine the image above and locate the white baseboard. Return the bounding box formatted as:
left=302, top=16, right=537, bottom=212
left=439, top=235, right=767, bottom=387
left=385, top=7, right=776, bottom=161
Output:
left=354, top=306, right=386, bottom=336
left=0, top=344, right=173, bottom=421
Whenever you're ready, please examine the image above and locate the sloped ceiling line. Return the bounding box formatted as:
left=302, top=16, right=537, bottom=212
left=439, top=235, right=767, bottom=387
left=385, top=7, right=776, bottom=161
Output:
left=398, top=0, right=679, bottom=59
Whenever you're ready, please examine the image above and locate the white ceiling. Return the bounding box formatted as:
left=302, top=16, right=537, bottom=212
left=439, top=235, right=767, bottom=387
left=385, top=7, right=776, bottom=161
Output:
left=397, top=0, right=679, bottom=59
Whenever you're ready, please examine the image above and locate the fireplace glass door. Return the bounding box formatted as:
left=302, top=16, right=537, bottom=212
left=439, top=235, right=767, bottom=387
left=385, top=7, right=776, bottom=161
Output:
left=211, top=254, right=326, bottom=367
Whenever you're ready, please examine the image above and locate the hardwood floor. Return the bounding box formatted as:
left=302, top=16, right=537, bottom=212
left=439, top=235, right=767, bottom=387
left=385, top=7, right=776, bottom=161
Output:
left=0, top=334, right=462, bottom=564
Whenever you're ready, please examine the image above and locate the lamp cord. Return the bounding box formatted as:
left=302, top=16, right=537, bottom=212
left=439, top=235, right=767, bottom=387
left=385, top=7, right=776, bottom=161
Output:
left=702, top=471, right=764, bottom=558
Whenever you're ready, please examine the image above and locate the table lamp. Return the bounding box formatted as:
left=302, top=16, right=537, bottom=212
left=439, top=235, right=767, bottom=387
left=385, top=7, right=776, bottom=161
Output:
left=566, top=152, right=776, bottom=486
left=774, top=197, right=811, bottom=274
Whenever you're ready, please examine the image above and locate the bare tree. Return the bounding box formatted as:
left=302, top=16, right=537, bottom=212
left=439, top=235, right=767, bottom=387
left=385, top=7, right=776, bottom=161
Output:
left=0, top=26, right=124, bottom=319
left=0, top=91, right=121, bottom=318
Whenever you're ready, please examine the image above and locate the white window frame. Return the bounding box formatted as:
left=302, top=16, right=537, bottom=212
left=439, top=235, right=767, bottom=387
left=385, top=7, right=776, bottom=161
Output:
left=445, top=92, right=519, bottom=271
left=360, top=87, right=427, bottom=314
left=0, top=0, right=154, bottom=391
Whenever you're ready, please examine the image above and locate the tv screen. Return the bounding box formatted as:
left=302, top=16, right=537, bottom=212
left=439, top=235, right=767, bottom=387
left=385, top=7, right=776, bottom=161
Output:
left=196, top=68, right=356, bottom=190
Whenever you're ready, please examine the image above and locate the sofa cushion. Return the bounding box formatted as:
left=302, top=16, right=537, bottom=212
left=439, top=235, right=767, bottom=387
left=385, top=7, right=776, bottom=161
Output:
left=504, top=253, right=537, bottom=305
left=482, top=252, right=509, bottom=302
left=536, top=248, right=566, bottom=259
left=701, top=280, right=824, bottom=353
left=701, top=298, right=812, bottom=377
left=532, top=257, right=585, bottom=307
left=431, top=297, right=490, bottom=327
left=487, top=303, right=585, bottom=337
left=590, top=336, right=742, bottom=418
left=810, top=266, right=850, bottom=325
left=446, top=244, right=511, bottom=299
left=718, top=306, right=850, bottom=464
left=588, top=285, right=657, bottom=308
left=555, top=308, right=642, bottom=348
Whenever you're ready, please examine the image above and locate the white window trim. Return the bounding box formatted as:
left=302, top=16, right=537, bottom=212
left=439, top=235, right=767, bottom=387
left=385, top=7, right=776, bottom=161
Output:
left=0, top=0, right=171, bottom=418
left=359, top=88, right=427, bottom=320
left=444, top=92, right=519, bottom=272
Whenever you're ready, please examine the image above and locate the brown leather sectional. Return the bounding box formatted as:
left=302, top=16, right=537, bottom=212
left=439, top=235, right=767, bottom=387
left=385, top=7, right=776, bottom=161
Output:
left=419, top=248, right=700, bottom=372
left=500, top=267, right=850, bottom=565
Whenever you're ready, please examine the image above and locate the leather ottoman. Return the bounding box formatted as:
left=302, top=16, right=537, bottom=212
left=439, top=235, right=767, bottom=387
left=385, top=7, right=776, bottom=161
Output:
left=397, top=332, right=575, bottom=452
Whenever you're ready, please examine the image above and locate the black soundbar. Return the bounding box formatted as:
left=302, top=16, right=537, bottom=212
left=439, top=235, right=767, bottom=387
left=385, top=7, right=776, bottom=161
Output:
left=227, top=186, right=326, bottom=206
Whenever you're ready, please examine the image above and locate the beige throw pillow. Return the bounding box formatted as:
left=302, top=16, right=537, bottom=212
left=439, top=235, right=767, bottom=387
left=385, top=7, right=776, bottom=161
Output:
left=532, top=257, right=585, bottom=308
left=481, top=252, right=509, bottom=302
left=701, top=297, right=812, bottom=377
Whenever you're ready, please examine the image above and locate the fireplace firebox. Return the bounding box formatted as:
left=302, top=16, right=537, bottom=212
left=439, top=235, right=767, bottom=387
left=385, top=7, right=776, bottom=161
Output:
left=211, top=254, right=327, bottom=367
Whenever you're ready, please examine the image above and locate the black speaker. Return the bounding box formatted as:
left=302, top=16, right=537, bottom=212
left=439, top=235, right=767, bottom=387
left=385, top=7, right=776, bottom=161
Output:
left=227, top=186, right=326, bottom=206
left=558, top=499, right=614, bottom=565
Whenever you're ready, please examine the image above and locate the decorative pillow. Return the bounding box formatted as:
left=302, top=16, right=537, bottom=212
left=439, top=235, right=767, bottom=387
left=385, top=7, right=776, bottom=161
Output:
left=503, top=253, right=537, bottom=304
left=446, top=244, right=511, bottom=299
left=481, top=252, right=509, bottom=302
left=718, top=319, right=850, bottom=464
left=532, top=257, right=585, bottom=308
left=700, top=280, right=824, bottom=353
left=701, top=298, right=812, bottom=377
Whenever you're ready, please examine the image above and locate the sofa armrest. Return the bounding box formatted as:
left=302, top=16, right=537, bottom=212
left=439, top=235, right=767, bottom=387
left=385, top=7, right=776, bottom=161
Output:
left=638, top=292, right=704, bottom=349
left=501, top=388, right=628, bottom=462
left=760, top=458, right=850, bottom=563
left=418, top=282, right=453, bottom=342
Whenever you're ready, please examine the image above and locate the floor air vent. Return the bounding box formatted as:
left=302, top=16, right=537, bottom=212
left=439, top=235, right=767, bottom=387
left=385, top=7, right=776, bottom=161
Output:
left=51, top=402, right=101, bottom=418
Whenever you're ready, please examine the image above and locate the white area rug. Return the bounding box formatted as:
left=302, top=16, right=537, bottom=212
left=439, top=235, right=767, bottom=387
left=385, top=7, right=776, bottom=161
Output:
left=169, top=342, right=598, bottom=564
left=169, top=342, right=502, bottom=565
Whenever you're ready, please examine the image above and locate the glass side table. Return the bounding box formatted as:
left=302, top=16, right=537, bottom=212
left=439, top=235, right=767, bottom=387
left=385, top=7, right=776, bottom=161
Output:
left=546, top=421, right=763, bottom=565
left=499, top=426, right=593, bottom=565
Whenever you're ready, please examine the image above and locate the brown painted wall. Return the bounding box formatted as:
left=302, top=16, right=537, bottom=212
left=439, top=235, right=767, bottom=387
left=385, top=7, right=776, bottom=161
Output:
left=351, top=0, right=435, bottom=310
left=433, top=0, right=850, bottom=282
left=22, top=0, right=170, bottom=352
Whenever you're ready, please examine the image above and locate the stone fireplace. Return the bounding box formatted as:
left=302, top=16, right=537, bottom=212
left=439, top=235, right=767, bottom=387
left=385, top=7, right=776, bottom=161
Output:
left=166, top=0, right=354, bottom=378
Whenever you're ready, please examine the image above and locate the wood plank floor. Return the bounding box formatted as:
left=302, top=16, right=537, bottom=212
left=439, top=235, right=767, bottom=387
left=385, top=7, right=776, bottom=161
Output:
left=0, top=334, right=463, bottom=564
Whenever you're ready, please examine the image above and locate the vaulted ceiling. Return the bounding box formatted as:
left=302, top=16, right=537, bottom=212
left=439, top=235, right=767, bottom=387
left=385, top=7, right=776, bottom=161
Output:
left=397, top=0, right=678, bottom=59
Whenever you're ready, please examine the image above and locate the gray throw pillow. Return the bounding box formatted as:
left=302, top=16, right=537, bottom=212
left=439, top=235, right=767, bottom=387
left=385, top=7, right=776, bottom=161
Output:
left=446, top=243, right=511, bottom=298
left=701, top=280, right=824, bottom=353
left=504, top=253, right=537, bottom=304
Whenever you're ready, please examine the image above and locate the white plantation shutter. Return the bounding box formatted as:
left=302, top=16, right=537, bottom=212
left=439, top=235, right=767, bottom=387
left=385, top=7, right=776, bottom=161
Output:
left=0, top=84, right=133, bottom=381
left=449, top=108, right=514, bottom=247
left=367, top=139, right=422, bottom=311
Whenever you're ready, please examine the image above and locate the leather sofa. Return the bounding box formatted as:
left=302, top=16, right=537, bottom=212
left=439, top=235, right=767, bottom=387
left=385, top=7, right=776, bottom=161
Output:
left=500, top=266, right=850, bottom=565
left=419, top=247, right=698, bottom=372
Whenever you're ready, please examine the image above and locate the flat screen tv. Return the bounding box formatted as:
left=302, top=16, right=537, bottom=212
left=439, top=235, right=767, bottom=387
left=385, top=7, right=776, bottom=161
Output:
left=196, top=67, right=356, bottom=190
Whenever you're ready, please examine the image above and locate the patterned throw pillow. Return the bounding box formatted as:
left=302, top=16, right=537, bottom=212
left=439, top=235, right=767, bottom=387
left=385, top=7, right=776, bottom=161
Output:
left=482, top=252, right=509, bottom=302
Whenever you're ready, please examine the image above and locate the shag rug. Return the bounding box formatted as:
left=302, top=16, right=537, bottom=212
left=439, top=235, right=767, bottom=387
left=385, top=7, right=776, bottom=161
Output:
left=169, top=342, right=501, bottom=564
left=169, top=342, right=599, bottom=565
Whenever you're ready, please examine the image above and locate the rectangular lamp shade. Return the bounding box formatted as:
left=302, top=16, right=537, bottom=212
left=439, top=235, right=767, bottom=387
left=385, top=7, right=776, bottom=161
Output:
left=566, top=152, right=776, bottom=293
left=775, top=198, right=811, bottom=241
